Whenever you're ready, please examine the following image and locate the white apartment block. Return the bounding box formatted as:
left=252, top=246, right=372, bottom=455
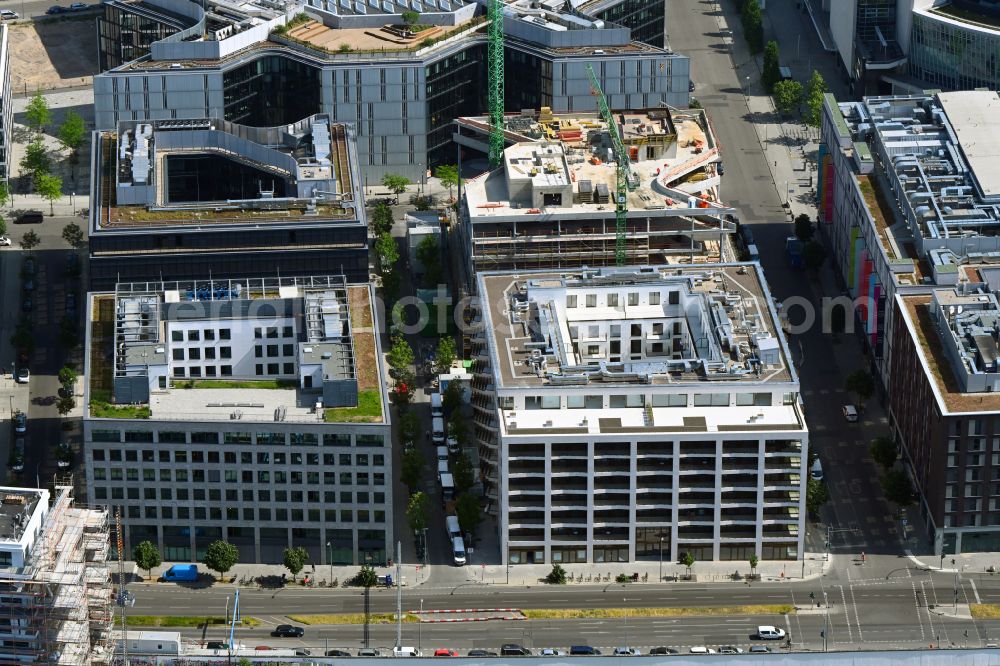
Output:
left=471, top=265, right=808, bottom=565
left=0, top=24, right=10, bottom=185
left=83, top=276, right=393, bottom=565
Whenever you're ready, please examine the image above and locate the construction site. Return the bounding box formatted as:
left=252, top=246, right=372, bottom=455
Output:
left=0, top=486, right=113, bottom=665
left=453, top=106, right=739, bottom=288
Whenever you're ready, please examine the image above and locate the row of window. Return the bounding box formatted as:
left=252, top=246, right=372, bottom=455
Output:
left=170, top=328, right=233, bottom=342
left=93, top=467, right=385, bottom=486
left=92, top=448, right=383, bottom=466
left=571, top=321, right=684, bottom=340
left=172, top=347, right=233, bottom=361
left=90, top=430, right=384, bottom=447
left=95, top=499, right=385, bottom=524
left=565, top=290, right=680, bottom=309
left=92, top=485, right=385, bottom=505
left=512, top=392, right=781, bottom=410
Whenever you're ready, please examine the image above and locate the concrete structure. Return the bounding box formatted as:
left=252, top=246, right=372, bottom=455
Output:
left=88, top=114, right=368, bottom=288
left=92, top=0, right=689, bottom=182
left=454, top=107, right=736, bottom=287
left=83, top=276, right=393, bottom=565
left=892, top=281, right=1000, bottom=555
left=818, top=90, right=1000, bottom=387
left=0, top=25, right=11, bottom=187
left=0, top=487, right=113, bottom=665
left=470, top=264, right=807, bottom=565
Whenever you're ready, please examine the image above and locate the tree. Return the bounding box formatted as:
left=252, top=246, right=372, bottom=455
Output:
left=401, top=448, right=424, bottom=492
left=25, top=92, right=51, bottom=133
left=62, top=223, right=83, bottom=248
left=35, top=172, right=62, bottom=216
left=845, top=369, right=875, bottom=406
left=442, top=379, right=463, bottom=413
left=56, top=395, right=76, bottom=415
left=546, top=563, right=567, bottom=584
left=375, top=232, right=399, bottom=274
left=133, top=540, right=162, bottom=580
left=10, top=322, right=34, bottom=354
left=435, top=336, right=456, bottom=374
left=415, top=234, right=442, bottom=286
left=680, top=551, right=695, bottom=577
left=762, top=40, right=781, bottom=92
left=58, top=365, right=77, bottom=387
left=452, top=453, right=475, bottom=494
left=202, top=540, right=239, bottom=580
left=20, top=231, right=40, bottom=251
left=387, top=334, right=414, bottom=375
left=869, top=436, right=897, bottom=470
left=455, top=493, right=482, bottom=537
left=20, top=140, right=50, bottom=178
left=399, top=411, right=421, bottom=447
left=741, top=0, right=763, bottom=53
left=400, top=9, right=419, bottom=27
left=804, top=70, right=828, bottom=128
left=435, top=164, right=459, bottom=200
left=57, top=111, right=86, bottom=158
left=381, top=173, right=411, bottom=197
left=882, top=469, right=914, bottom=508
left=406, top=491, right=429, bottom=534
left=803, top=240, right=827, bottom=271
left=806, top=478, right=829, bottom=518
left=773, top=79, right=804, bottom=117
left=0, top=182, right=9, bottom=211
left=748, top=553, right=759, bottom=577
left=283, top=546, right=309, bottom=581
left=794, top=214, right=814, bottom=243
left=370, top=201, right=394, bottom=236
left=355, top=563, right=378, bottom=588
left=448, top=412, right=468, bottom=445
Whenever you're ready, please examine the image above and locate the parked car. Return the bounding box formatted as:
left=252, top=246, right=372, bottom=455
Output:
left=295, top=649, right=312, bottom=657
left=539, top=649, right=566, bottom=657
left=842, top=404, right=858, bottom=422
left=500, top=645, right=531, bottom=656
left=15, top=367, right=29, bottom=383
left=8, top=438, right=24, bottom=473
left=0, top=236, right=10, bottom=246
left=15, top=210, right=43, bottom=224
left=271, top=625, right=304, bottom=638
left=358, top=649, right=381, bottom=657
left=326, top=649, right=352, bottom=657
left=466, top=650, right=496, bottom=657
left=391, top=647, right=420, bottom=657
left=689, top=646, right=716, bottom=654
left=68, top=2, right=88, bottom=9
left=0, top=10, right=18, bottom=19
left=756, top=626, right=786, bottom=640
left=688, top=80, right=696, bottom=92
left=749, top=645, right=772, bottom=653
left=613, top=648, right=640, bottom=656
left=433, top=649, right=458, bottom=657
left=22, top=257, right=35, bottom=277
left=65, top=252, right=80, bottom=276
left=648, top=647, right=679, bottom=655
left=569, top=646, right=601, bottom=656
left=718, top=646, right=743, bottom=654
left=21, top=296, right=32, bottom=313
left=22, top=278, right=34, bottom=292
left=206, top=642, right=226, bottom=650
left=13, top=411, right=26, bottom=434
left=45, top=5, right=67, bottom=13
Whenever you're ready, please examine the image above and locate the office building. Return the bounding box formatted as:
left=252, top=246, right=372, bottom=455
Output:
left=92, top=0, right=690, bottom=182
left=829, top=0, right=907, bottom=96
left=908, top=0, right=1000, bottom=91
left=0, top=487, right=113, bottom=665
left=97, top=0, right=201, bottom=71
left=818, top=90, right=1000, bottom=387
left=83, top=275, right=393, bottom=565
left=892, top=281, right=1000, bottom=555
left=88, top=114, right=368, bottom=288
left=454, top=107, right=736, bottom=288
left=0, top=25, right=11, bottom=186
left=471, top=264, right=808, bottom=565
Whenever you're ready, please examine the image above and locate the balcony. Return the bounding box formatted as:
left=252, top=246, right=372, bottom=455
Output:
left=722, top=443, right=760, bottom=456
left=679, top=459, right=717, bottom=473
left=510, top=443, right=545, bottom=457
left=552, top=459, right=588, bottom=474
left=509, top=494, right=546, bottom=508
left=720, top=492, right=758, bottom=504
left=677, top=491, right=715, bottom=505
left=595, top=460, right=632, bottom=474
left=551, top=527, right=588, bottom=542
left=635, top=491, right=674, bottom=505
left=676, top=529, right=714, bottom=541
left=509, top=529, right=545, bottom=542
left=550, top=511, right=588, bottom=525
left=722, top=460, right=760, bottom=472
left=552, top=477, right=589, bottom=492
left=552, top=443, right=588, bottom=457
left=637, top=458, right=673, bottom=473
left=637, top=509, right=672, bottom=522
left=551, top=494, right=588, bottom=508
left=594, top=477, right=631, bottom=491
left=594, top=493, right=631, bottom=508
left=719, top=527, right=757, bottom=539
left=510, top=461, right=545, bottom=475
left=510, top=479, right=546, bottom=492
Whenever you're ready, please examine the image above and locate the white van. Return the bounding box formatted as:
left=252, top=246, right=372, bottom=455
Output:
left=440, top=472, right=455, bottom=501
left=432, top=416, right=445, bottom=444
left=431, top=392, right=443, bottom=417
left=436, top=446, right=449, bottom=462
left=452, top=536, right=467, bottom=565
left=445, top=515, right=461, bottom=540
left=393, top=647, right=421, bottom=657
left=446, top=436, right=460, bottom=454
left=757, top=626, right=786, bottom=640
left=437, top=459, right=450, bottom=482
left=810, top=458, right=824, bottom=481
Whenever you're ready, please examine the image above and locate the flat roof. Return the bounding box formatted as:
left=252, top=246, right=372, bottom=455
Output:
left=937, top=91, right=1000, bottom=199
left=0, top=489, right=43, bottom=544
left=478, top=264, right=794, bottom=390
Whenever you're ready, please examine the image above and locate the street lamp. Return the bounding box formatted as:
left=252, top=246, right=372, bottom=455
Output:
left=623, top=597, right=630, bottom=652
left=419, top=598, right=424, bottom=652
left=326, top=541, right=333, bottom=581
left=658, top=537, right=664, bottom=582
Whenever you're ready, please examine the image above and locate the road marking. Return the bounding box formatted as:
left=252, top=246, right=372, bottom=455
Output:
left=910, top=580, right=925, bottom=641
left=971, top=578, right=982, bottom=605
left=848, top=584, right=863, bottom=643
left=836, top=585, right=853, bottom=644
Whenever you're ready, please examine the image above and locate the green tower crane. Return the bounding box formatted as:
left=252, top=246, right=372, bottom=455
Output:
left=586, top=64, right=631, bottom=266
left=487, top=0, right=505, bottom=167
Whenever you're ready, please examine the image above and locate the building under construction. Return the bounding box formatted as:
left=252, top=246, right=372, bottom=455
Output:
left=0, top=486, right=113, bottom=665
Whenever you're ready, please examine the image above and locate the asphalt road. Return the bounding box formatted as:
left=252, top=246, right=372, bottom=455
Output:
left=5, top=1, right=100, bottom=22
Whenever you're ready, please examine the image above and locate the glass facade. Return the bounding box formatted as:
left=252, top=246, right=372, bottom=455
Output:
left=97, top=3, right=191, bottom=71
left=166, top=154, right=290, bottom=202
left=504, top=50, right=552, bottom=115
left=910, top=11, right=1000, bottom=90
left=425, top=45, right=485, bottom=169
left=855, top=0, right=896, bottom=43
left=223, top=55, right=321, bottom=127
left=594, top=0, right=665, bottom=48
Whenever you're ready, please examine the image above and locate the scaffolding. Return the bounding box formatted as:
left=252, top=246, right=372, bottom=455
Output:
left=0, top=487, right=113, bottom=665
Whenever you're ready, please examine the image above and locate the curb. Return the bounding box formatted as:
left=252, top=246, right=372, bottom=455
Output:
left=420, top=616, right=525, bottom=623
left=411, top=608, right=520, bottom=614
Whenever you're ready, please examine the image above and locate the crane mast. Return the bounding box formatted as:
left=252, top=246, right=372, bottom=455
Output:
left=487, top=0, right=505, bottom=167
left=586, top=64, right=630, bottom=266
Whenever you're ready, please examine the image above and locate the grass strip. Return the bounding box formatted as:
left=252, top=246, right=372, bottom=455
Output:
left=324, top=389, right=383, bottom=423
left=129, top=616, right=260, bottom=628
left=521, top=605, right=794, bottom=620
left=288, top=613, right=419, bottom=625
left=971, top=604, right=1000, bottom=619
